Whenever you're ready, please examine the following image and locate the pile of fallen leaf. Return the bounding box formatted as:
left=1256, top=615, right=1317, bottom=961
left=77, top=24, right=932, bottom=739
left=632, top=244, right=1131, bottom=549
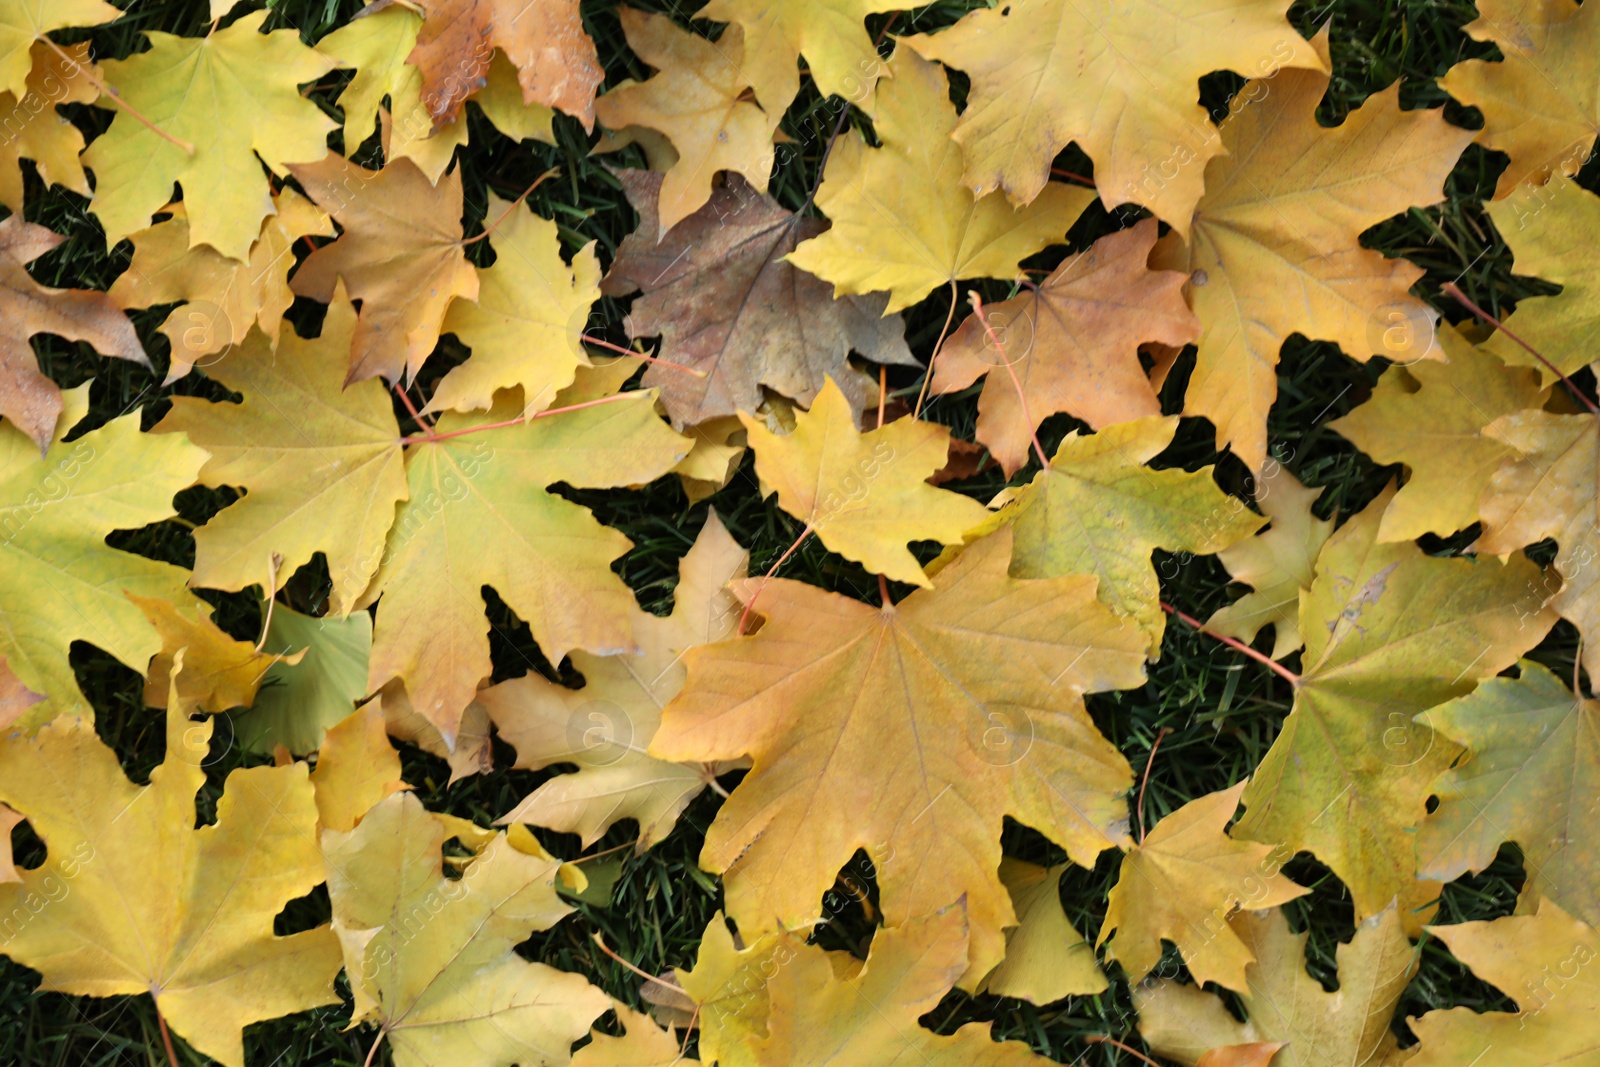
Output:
left=0, top=0, right=1597, bottom=1064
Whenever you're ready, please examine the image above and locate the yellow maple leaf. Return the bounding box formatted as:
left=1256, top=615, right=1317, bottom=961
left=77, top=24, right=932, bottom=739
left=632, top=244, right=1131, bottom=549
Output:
left=323, top=791, right=610, bottom=1067
left=975, top=857, right=1107, bottom=1003
left=156, top=287, right=408, bottom=618
left=484, top=512, right=749, bottom=849
left=977, top=415, right=1265, bottom=655
left=739, top=376, right=991, bottom=587
left=902, top=0, right=1320, bottom=221
left=132, top=593, right=302, bottom=713
left=0, top=0, right=120, bottom=99
left=1205, top=464, right=1333, bottom=661
left=0, top=41, right=96, bottom=213
left=1418, top=660, right=1600, bottom=926
left=595, top=10, right=774, bottom=234
left=1479, top=408, right=1600, bottom=703
left=289, top=152, right=480, bottom=384
left=787, top=47, right=1093, bottom=315
left=310, top=702, right=407, bottom=833
left=429, top=193, right=601, bottom=415
left=1407, top=900, right=1600, bottom=1066
left=1482, top=178, right=1600, bottom=379
left=1331, top=324, right=1545, bottom=541
left=573, top=1003, right=696, bottom=1066
left=363, top=391, right=688, bottom=747
left=1440, top=0, right=1600, bottom=198
left=0, top=663, right=343, bottom=1067
left=652, top=528, right=1147, bottom=978
left=1137, top=906, right=1417, bottom=1067
left=1099, top=782, right=1306, bottom=991
left=693, top=0, right=898, bottom=118
left=84, top=10, right=337, bottom=261
left=1157, top=29, right=1472, bottom=470
left=0, top=383, right=204, bottom=725
left=1236, top=484, right=1554, bottom=934
left=750, top=904, right=1058, bottom=1065
left=109, top=190, right=334, bottom=381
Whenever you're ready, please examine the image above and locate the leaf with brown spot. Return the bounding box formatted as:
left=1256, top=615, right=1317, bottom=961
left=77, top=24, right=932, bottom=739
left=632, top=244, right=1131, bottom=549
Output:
left=408, top=0, right=602, bottom=130
left=602, top=170, right=915, bottom=429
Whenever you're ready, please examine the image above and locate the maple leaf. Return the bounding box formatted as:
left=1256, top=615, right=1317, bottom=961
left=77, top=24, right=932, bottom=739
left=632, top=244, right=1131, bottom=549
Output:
left=322, top=791, right=610, bottom=1067
left=109, top=190, right=334, bottom=382
left=0, top=383, right=205, bottom=724
left=1482, top=178, right=1600, bottom=378
left=1206, top=465, right=1333, bottom=660
left=132, top=593, right=300, bottom=713
left=901, top=0, right=1320, bottom=221
left=1439, top=0, right=1600, bottom=198
left=1478, top=409, right=1600, bottom=684
left=235, top=605, right=373, bottom=755
left=0, top=665, right=343, bottom=1067
left=0, top=0, right=120, bottom=99
left=930, top=219, right=1199, bottom=475
left=693, top=0, right=898, bottom=119
left=289, top=153, right=480, bottom=384
left=675, top=912, right=784, bottom=1067
left=379, top=679, right=495, bottom=782
left=1330, top=324, right=1545, bottom=541
left=1236, top=484, right=1554, bottom=934
left=320, top=2, right=468, bottom=184
left=651, top=528, right=1148, bottom=978
left=408, top=0, right=602, bottom=130
left=573, top=1004, right=696, bottom=1067
left=1416, top=660, right=1599, bottom=926
left=1155, top=29, right=1471, bottom=470
left=0, top=215, right=147, bottom=451
left=976, top=857, right=1107, bottom=1003
left=1137, top=906, right=1417, bottom=1067
left=594, top=10, right=773, bottom=235
left=429, top=193, right=600, bottom=415
left=310, top=702, right=406, bottom=832
left=157, top=287, right=408, bottom=617
left=787, top=47, right=1093, bottom=315
left=976, top=415, right=1265, bottom=654
left=84, top=10, right=337, bottom=261
left=1407, top=900, right=1600, bottom=1066
left=1099, top=782, right=1306, bottom=991
left=749, top=904, right=1058, bottom=1066
left=0, top=41, right=96, bottom=213
left=602, top=170, right=914, bottom=429
left=484, top=512, right=748, bottom=849
left=363, top=391, right=688, bottom=746
left=740, top=376, right=991, bottom=587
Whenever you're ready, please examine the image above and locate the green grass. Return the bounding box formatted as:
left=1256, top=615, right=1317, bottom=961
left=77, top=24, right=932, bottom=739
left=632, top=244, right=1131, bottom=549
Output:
left=2, top=0, right=1591, bottom=1062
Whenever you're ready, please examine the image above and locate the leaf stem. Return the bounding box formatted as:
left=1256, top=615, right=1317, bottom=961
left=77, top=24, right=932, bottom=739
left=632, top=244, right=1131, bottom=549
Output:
left=1083, top=1035, right=1163, bottom=1067
left=362, top=1027, right=386, bottom=1067
left=1135, top=727, right=1171, bottom=844
left=592, top=932, right=686, bottom=994
left=401, top=393, right=638, bottom=445
left=581, top=333, right=706, bottom=377
left=1440, top=281, right=1599, bottom=415
left=1160, top=600, right=1301, bottom=686
left=254, top=553, right=282, bottom=653
left=913, top=279, right=961, bottom=419
left=967, top=291, right=1049, bottom=469
left=391, top=381, right=434, bottom=431
left=38, top=36, right=195, bottom=154
left=737, top=525, right=813, bottom=634
left=1049, top=166, right=1096, bottom=187
left=460, top=167, right=561, bottom=247
left=156, top=1005, right=181, bottom=1067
